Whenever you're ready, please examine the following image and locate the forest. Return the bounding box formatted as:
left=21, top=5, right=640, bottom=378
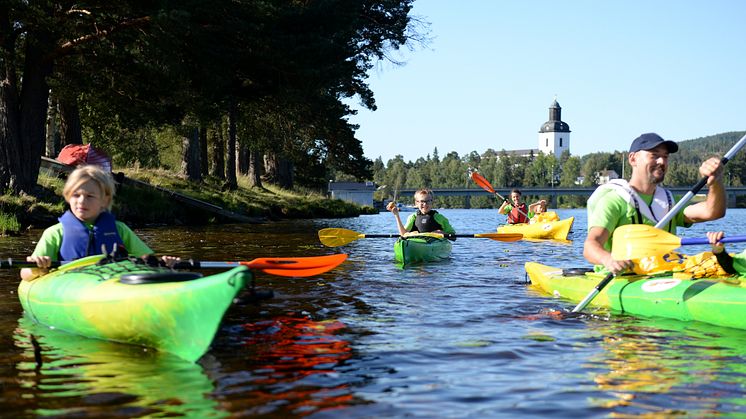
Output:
left=368, top=131, right=746, bottom=208
left=2, top=3, right=742, bottom=213
left=0, top=1, right=420, bottom=194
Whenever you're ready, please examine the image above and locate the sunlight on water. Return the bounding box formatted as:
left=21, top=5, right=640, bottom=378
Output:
left=1, top=208, right=746, bottom=417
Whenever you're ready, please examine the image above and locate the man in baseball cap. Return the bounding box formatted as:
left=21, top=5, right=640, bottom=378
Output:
left=629, top=132, right=679, bottom=153
left=584, top=132, right=725, bottom=275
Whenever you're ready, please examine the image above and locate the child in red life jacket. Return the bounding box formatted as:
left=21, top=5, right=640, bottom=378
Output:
left=498, top=188, right=531, bottom=224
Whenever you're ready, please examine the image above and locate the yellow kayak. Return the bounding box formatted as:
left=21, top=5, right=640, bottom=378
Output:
left=497, top=215, right=574, bottom=240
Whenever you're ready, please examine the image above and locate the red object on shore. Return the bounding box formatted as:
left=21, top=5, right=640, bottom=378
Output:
left=57, top=144, right=112, bottom=172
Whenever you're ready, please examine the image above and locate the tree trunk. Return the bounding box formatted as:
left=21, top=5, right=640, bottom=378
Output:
left=247, top=149, right=263, bottom=188
left=58, top=94, right=83, bottom=146
left=237, top=140, right=248, bottom=175
left=278, top=158, right=294, bottom=189
left=225, top=102, right=238, bottom=190
left=0, top=58, right=20, bottom=190
left=44, top=95, right=61, bottom=158
left=180, top=126, right=202, bottom=181
left=209, top=121, right=224, bottom=179
left=263, top=152, right=294, bottom=189
left=199, top=126, right=208, bottom=177
left=0, top=10, right=54, bottom=194
left=263, top=152, right=278, bottom=184
left=14, top=34, right=53, bottom=193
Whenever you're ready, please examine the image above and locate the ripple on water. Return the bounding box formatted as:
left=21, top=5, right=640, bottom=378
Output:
left=2, top=209, right=746, bottom=417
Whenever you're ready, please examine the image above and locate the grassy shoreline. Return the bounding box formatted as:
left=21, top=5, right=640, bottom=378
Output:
left=0, top=169, right=376, bottom=235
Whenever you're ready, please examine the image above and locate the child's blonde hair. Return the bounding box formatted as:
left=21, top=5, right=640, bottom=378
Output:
left=414, top=189, right=433, bottom=201
left=63, top=165, right=116, bottom=210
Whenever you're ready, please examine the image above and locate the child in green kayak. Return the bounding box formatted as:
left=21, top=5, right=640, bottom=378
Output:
left=21, top=165, right=179, bottom=280
left=386, top=189, right=456, bottom=238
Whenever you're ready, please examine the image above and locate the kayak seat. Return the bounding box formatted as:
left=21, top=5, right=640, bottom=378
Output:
left=119, top=271, right=203, bottom=285
left=562, top=268, right=594, bottom=276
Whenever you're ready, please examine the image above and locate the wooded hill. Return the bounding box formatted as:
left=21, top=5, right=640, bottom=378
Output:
left=369, top=131, right=746, bottom=209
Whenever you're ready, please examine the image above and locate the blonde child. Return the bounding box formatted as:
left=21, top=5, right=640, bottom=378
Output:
left=22, top=165, right=178, bottom=280
left=386, top=189, right=456, bottom=238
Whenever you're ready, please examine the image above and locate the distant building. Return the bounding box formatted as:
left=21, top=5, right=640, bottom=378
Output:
left=596, top=169, right=620, bottom=184
left=538, top=98, right=571, bottom=159
left=328, top=181, right=376, bottom=207
left=490, top=98, right=571, bottom=160
left=494, top=149, right=538, bottom=159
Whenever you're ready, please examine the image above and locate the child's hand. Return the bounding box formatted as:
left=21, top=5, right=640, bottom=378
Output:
left=386, top=201, right=399, bottom=214
left=26, top=255, right=52, bottom=269
left=707, top=231, right=725, bottom=254
left=161, top=256, right=181, bottom=268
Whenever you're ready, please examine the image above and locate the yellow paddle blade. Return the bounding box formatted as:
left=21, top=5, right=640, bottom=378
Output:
left=474, top=233, right=523, bottom=242
left=611, top=224, right=682, bottom=260
left=318, top=228, right=365, bottom=247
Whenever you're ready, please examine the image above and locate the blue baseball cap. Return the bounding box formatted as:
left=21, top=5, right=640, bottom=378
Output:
left=629, top=133, right=678, bottom=153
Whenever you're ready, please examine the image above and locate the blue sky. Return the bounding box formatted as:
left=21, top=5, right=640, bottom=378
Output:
left=348, top=1, right=746, bottom=163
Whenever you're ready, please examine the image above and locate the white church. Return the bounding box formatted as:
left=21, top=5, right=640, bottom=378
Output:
left=538, top=99, right=570, bottom=158
left=496, top=98, right=570, bottom=159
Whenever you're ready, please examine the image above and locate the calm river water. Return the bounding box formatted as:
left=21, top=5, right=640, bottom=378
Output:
left=2, top=208, right=746, bottom=417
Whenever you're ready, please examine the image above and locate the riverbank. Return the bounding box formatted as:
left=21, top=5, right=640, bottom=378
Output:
left=0, top=168, right=377, bottom=234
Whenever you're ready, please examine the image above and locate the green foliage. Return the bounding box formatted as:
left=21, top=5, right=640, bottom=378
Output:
left=118, top=168, right=367, bottom=220
left=0, top=212, right=21, bottom=235
left=366, top=131, right=746, bottom=208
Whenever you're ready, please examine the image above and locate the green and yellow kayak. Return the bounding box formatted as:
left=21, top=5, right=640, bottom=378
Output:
left=498, top=216, right=574, bottom=241
left=18, top=254, right=250, bottom=362
left=394, top=236, right=452, bottom=265
left=525, top=262, right=746, bottom=330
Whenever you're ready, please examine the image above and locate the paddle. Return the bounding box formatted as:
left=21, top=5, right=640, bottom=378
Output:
left=468, top=168, right=531, bottom=219
left=572, top=132, right=746, bottom=313
left=318, top=227, right=522, bottom=247
left=1, top=254, right=348, bottom=278
left=611, top=224, right=746, bottom=260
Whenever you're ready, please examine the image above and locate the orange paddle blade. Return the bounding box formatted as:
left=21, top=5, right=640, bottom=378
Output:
left=244, top=254, right=348, bottom=277
left=469, top=170, right=496, bottom=194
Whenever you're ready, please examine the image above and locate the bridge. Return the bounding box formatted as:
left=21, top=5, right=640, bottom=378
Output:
left=399, top=186, right=746, bottom=208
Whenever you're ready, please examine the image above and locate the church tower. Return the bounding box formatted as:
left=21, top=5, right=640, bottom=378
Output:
left=538, top=98, right=571, bottom=158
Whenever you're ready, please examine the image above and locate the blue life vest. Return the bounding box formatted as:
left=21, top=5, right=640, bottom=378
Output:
left=58, top=210, right=124, bottom=261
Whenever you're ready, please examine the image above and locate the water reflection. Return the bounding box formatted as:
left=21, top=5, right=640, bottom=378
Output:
left=588, top=316, right=746, bottom=416
left=13, top=316, right=223, bottom=417
left=3, top=209, right=746, bottom=417
left=217, top=314, right=360, bottom=416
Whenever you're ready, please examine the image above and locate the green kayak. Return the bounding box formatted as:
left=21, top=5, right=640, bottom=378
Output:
left=394, top=236, right=452, bottom=265
left=18, top=254, right=250, bottom=362
left=525, top=262, right=746, bottom=330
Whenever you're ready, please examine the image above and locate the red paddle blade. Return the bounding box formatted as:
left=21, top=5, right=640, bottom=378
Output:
left=244, top=254, right=348, bottom=277
left=469, top=170, right=496, bottom=194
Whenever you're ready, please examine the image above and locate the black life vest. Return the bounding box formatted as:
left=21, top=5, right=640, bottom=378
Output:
left=412, top=210, right=445, bottom=233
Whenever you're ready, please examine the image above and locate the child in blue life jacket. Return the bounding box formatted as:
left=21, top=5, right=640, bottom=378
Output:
left=21, top=165, right=179, bottom=280
left=386, top=189, right=456, bottom=237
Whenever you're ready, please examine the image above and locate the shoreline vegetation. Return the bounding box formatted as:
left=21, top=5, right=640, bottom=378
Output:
left=0, top=168, right=377, bottom=236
